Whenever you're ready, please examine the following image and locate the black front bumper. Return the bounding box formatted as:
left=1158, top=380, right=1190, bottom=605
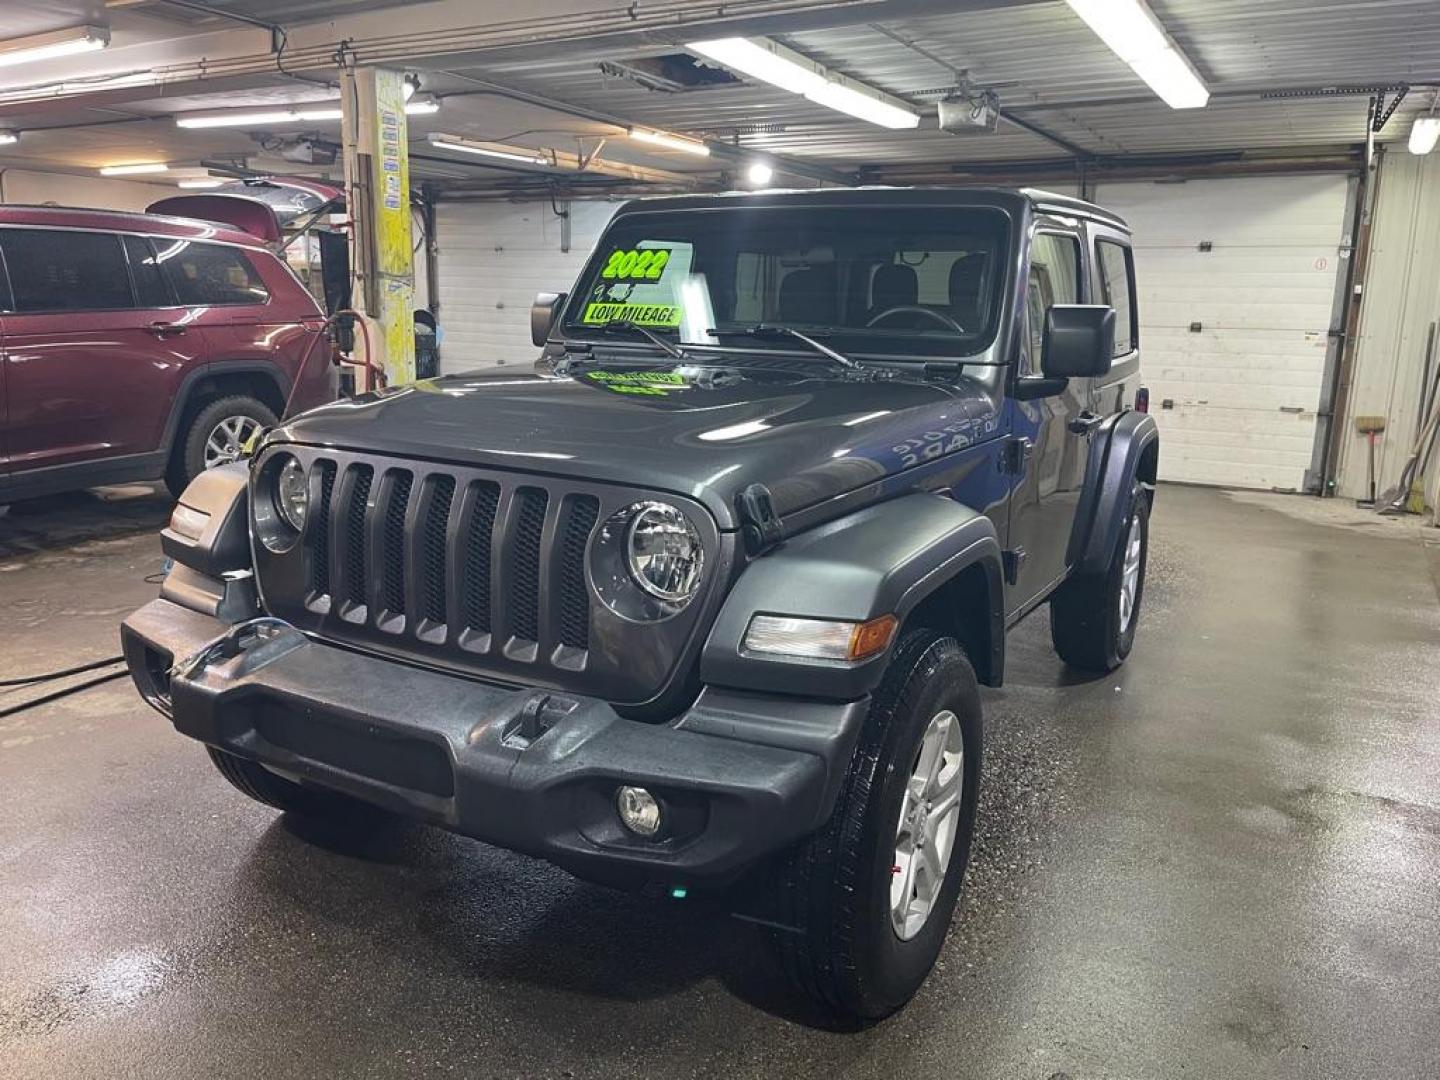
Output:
left=121, top=599, right=867, bottom=889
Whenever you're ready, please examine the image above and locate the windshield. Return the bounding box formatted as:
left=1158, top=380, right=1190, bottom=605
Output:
left=561, top=205, right=1010, bottom=360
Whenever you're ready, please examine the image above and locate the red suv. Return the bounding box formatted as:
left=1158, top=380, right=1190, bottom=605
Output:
left=0, top=205, right=332, bottom=502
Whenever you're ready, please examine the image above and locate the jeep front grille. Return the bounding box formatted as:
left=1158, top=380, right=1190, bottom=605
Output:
left=250, top=447, right=726, bottom=706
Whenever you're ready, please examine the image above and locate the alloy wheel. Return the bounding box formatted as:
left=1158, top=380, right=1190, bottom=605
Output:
left=890, top=708, right=965, bottom=941
left=203, top=415, right=263, bottom=469
left=1118, top=515, right=1143, bottom=633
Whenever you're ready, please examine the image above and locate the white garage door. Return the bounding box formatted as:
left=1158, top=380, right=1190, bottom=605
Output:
left=435, top=199, right=616, bottom=372
left=1096, top=175, right=1350, bottom=490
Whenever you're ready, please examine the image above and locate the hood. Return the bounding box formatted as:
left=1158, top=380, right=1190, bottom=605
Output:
left=273, top=359, right=1002, bottom=528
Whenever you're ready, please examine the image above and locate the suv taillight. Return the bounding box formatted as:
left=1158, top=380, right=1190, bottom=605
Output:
left=1135, top=386, right=1150, bottom=413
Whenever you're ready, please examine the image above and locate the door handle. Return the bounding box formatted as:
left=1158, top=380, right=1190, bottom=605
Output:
left=1067, top=410, right=1104, bottom=436
left=146, top=321, right=187, bottom=337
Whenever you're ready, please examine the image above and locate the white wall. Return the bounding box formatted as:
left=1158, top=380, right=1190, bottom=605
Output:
left=434, top=198, right=618, bottom=372
left=1336, top=150, right=1440, bottom=505
left=0, top=168, right=175, bottom=212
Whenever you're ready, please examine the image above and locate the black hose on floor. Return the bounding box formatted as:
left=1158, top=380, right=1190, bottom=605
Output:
left=0, top=669, right=129, bottom=720
left=0, top=655, right=126, bottom=687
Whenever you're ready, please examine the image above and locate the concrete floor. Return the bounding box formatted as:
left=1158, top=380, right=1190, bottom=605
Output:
left=2, top=484, right=1438, bottom=1079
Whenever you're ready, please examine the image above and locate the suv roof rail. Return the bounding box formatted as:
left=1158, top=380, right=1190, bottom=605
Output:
left=1022, top=188, right=1131, bottom=232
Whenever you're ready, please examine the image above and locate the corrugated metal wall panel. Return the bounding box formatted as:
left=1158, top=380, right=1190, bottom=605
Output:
left=1336, top=151, right=1440, bottom=504
left=1097, top=175, right=1350, bottom=490
left=435, top=200, right=617, bottom=372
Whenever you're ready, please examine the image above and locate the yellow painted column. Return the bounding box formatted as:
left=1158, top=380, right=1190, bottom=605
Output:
left=341, top=66, right=415, bottom=388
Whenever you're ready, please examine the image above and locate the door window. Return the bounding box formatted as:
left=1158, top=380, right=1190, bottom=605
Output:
left=1026, top=232, right=1081, bottom=370
left=1096, top=240, right=1136, bottom=355
left=124, top=235, right=175, bottom=308
left=154, top=240, right=270, bottom=305
left=0, top=229, right=133, bottom=312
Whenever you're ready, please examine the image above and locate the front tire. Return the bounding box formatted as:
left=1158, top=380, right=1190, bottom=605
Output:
left=768, top=629, right=983, bottom=1024
left=1050, top=481, right=1150, bottom=672
left=206, top=747, right=380, bottom=824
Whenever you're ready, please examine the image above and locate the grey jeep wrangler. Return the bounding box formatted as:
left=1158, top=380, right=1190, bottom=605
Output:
left=122, top=187, right=1158, bottom=1023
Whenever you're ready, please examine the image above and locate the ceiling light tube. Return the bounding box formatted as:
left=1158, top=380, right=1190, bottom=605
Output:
left=628, top=127, right=711, bottom=156
left=177, top=178, right=225, bottom=189
left=427, top=134, right=549, bottom=166
left=0, top=24, right=109, bottom=70
left=688, top=37, right=920, bottom=129
left=1065, top=0, right=1208, bottom=109
left=1410, top=116, right=1440, bottom=156
left=99, top=163, right=169, bottom=176
left=0, top=129, right=18, bottom=145
left=689, top=38, right=824, bottom=96
left=176, top=97, right=439, bottom=129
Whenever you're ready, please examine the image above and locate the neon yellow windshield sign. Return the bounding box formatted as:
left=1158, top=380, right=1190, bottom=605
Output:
left=582, top=302, right=681, bottom=327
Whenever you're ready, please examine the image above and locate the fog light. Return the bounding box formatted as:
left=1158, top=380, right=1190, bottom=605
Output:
left=617, top=785, right=662, bottom=837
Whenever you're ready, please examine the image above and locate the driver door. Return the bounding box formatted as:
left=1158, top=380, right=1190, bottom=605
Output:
left=1006, top=229, right=1094, bottom=614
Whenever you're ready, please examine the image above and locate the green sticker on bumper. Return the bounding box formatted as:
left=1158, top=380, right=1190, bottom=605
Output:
left=582, top=302, right=681, bottom=328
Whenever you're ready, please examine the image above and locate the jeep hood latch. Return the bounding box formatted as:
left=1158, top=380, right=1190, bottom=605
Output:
left=737, top=483, right=784, bottom=555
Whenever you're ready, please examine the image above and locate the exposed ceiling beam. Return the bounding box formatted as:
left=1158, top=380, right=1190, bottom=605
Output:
left=430, top=68, right=856, bottom=186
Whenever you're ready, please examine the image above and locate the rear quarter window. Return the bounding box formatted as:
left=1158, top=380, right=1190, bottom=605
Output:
left=0, top=228, right=133, bottom=312
left=155, top=239, right=271, bottom=306
left=1096, top=240, right=1137, bottom=356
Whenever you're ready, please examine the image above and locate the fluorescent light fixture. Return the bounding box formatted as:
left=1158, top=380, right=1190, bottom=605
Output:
left=628, top=127, right=710, bottom=156
left=688, top=37, right=920, bottom=130
left=1409, top=116, right=1440, bottom=156
left=0, top=24, right=109, bottom=70
left=689, top=38, right=822, bottom=96
left=0, top=129, right=18, bottom=145
left=427, top=134, right=549, bottom=166
left=175, top=97, right=439, bottom=129
left=806, top=80, right=921, bottom=130
left=177, top=178, right=225, bottom=189
left=177, top=106, right=341, bottom=129
left=1065, top=0, right=1208, bottom=109
left=99, top=163, right=169, bottom=176
left=745, top=160, right=774, bottom=187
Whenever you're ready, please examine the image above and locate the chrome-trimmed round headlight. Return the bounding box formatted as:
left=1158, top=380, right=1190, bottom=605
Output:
left=274, top=455, right=309, bottom=531
left=624, top=501, right=704, bottom=603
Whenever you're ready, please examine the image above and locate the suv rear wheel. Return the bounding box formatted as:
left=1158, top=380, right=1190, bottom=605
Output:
left=167, top=395, right=277, bottom=497
left=767, top=629, right=982, bottom=1024
left=1050, top=480, right=1150, bottom=672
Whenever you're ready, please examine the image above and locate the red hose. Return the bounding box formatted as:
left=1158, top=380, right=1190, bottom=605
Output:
left=280, top=309, right=387, bottom=420
left=332, top=308, right=386, bottom=392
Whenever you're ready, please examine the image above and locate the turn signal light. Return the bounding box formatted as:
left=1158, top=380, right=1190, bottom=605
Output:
left=1135, top=385, right=1150, bottom=413
left=743, top=613, right=898, bottom=662
left=168, top=503, right=210, bottom=541
left=849, top=614, right=899, bottom=660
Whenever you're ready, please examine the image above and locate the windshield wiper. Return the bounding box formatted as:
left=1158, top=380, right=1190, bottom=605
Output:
left=710, top=323, right=863, bottom=371
left=590, top=318, right=689, bottom=360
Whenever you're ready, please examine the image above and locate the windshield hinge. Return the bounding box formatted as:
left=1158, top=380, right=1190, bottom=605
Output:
left=1000, top=435, right=1033, bottom=476
left=737, top=483, right=784, bottom=555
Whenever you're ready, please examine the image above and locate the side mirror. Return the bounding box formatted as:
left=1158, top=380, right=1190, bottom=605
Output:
left=530, top=291, right=567, bottom=347
left=1042, top=305, right=1115, bottom=379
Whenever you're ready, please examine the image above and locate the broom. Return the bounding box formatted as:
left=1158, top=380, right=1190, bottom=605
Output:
left=1355, top=416, right=1386, bottom=506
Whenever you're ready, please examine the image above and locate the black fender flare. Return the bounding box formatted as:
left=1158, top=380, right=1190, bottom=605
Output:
left=1067, top=410, right=1159, bottom=575
left=700, top=492, right=1005, bottom=700
left=159, top=361, right=293, bottom=454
